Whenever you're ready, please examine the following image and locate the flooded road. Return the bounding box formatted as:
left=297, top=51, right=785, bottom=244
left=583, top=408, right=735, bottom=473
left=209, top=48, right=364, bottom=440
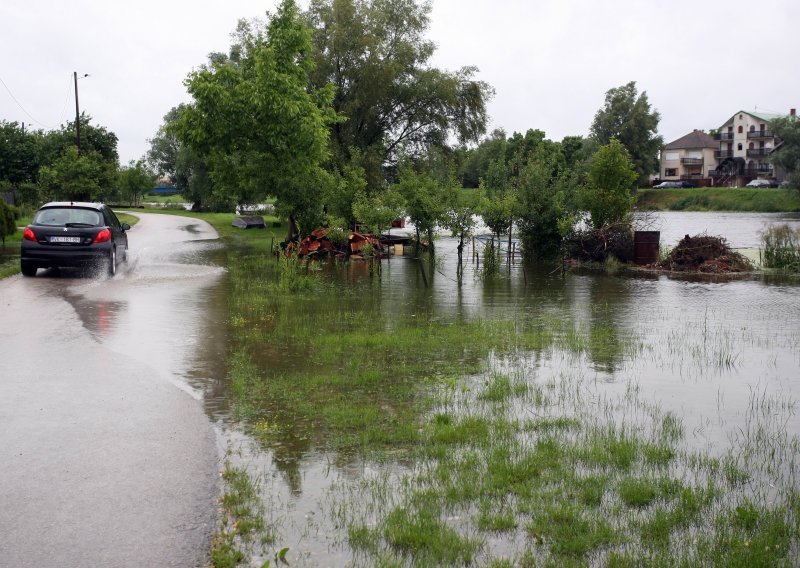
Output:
left=0, top=213, right=224, bottom=568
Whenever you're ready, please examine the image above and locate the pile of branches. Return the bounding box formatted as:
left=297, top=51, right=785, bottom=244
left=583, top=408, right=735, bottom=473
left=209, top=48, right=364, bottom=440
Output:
left=564, top=225, right=634, bottom=263
left=659, top=234, right=754, bottom=273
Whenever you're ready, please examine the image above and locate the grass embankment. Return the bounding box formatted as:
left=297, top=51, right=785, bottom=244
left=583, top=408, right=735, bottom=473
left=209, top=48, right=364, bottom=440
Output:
left=206, top=227, right=800, bottom=566
left=637, top=188, right=800, bottom=212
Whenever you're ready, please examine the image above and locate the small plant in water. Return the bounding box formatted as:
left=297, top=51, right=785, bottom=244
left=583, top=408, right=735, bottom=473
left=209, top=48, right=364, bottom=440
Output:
left=276, top=252, right=316, bottom=292
left=481, top=240, right=501, bottom=278
left=761, top=224, right=800, bottom=272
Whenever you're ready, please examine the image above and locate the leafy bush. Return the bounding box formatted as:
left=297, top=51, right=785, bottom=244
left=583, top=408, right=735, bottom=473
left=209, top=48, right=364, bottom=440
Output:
left=0, top=200, right=20, bottom=245
left=761, top=224, right=800, bottom=272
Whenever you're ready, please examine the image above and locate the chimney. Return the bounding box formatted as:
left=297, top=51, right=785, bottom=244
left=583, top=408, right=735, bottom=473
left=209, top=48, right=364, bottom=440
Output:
left=792, top=108, right=797, bottom=117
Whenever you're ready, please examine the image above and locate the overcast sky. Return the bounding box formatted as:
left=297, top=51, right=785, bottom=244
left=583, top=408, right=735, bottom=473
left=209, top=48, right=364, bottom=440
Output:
left=2, top=0, right=798, bottom=164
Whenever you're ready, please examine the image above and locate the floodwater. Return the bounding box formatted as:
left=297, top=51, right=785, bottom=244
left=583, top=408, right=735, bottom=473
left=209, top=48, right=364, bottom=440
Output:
left=172, top=211, right=800, bottom=565
left=5, top=210, right=795, bottom=564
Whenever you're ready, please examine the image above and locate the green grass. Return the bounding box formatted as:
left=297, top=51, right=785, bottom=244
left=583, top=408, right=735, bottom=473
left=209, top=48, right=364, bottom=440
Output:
left=637, top=187, right=800, bottom=212
left=210, top=462, right=268, bottom=568
left=130, top=208, right=799, bottom=566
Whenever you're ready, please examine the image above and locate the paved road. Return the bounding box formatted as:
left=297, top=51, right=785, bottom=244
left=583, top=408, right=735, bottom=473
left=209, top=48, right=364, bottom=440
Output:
left=0, top=213, right=223, bottom=567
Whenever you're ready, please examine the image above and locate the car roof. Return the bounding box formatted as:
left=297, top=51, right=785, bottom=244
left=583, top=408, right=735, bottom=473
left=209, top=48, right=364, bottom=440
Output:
left=39, top=202, right=106, bottom=210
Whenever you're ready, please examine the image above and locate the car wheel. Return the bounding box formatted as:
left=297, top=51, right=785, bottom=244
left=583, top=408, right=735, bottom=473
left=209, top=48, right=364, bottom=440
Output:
left=107, top=247, right=117, bottom=277
left=121, top=245, right=128, bottom=264
left=20, top=261, right=37, bottom=277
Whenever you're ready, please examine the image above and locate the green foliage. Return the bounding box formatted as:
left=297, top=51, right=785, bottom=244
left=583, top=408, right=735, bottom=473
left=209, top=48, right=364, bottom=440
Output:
left=37, top=146, right=114, bottom=202
left=442, top=183, right=480, bottom=267
left=0, top=200, right=20, bottom=245
left=578, top=139, right=637, bottom=229
left=481, top=238, right=501, bottom=278
left=328, top=158, right=368, bottom=227
left=352, top=185, right=403, bottom=235
left=0, top=115, right=119, bottom=203
left=761, top=224, right=800, bottom=271
left=590, top=81, right=663, bottom=185
left=177, top=0, right=338, bottom=225
left=149, top=106, right=216, bottom=209
left=770, top=116, right=800, bottom=189
left=305, top=0, right=493, bottom=190
left=515, top=137, right=576, bottom=260
left=0, top=121, right=40, bottom=185
left=116, top=160, right=155, bottom=206
left=394, top=162, right=447, bottom=251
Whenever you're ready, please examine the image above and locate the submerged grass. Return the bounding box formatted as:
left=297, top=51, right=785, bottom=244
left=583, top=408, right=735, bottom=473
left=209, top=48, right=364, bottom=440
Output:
left=761, top=223, right=800, bottom=272
left=204, top=216, right=800, bottom=566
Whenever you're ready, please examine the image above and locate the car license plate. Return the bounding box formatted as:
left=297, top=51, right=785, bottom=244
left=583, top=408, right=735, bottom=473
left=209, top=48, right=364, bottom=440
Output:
left=50, top=236, right=81, bottom=243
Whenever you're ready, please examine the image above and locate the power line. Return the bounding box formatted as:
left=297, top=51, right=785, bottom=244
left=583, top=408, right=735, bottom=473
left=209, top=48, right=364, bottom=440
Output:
left=0, top=73, right=67, bottom=129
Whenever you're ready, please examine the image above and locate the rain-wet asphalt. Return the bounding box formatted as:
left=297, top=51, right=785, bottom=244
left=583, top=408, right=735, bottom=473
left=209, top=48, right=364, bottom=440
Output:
left=0, top=213, right=223, bottom=567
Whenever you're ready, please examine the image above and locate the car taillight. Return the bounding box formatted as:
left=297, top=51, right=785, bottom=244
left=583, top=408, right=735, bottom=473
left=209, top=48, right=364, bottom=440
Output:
left=23, top=227, right=36, bottom=241
left=93, top=228, right=112, bottom=243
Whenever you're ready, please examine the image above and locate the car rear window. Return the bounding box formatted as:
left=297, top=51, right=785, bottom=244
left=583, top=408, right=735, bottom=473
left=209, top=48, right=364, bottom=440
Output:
left=34, top=208, right=102, bottom=227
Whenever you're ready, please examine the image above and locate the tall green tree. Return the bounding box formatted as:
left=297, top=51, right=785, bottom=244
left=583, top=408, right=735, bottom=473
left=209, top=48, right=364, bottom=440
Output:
left=578, top=139, right=637, bottom=229
left=177, top=0, right=338, bottom=232
left=37, top=146, right=109, bottom=202
left=590, top=81, right=663, bottom=186
left=117, top=160, right=155, bottom=206
left=770, top=116, right=800, bottom=189
left=515, top=138, right=575, bottom=260
left=305, top=0, right=493, bottom=190
left=39, top=113, right=119, bottom=167
left=148, top=105, right=215, bottom=209
left=0, top=121, right=41, bottom=185
left=395, top=161, right=447, bottom=252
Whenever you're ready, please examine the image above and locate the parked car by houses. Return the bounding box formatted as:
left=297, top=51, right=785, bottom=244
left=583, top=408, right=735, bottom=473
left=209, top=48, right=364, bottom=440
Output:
left=745, top=179, right=778, bottom=188
left=654, top=181, right=694, bottom=188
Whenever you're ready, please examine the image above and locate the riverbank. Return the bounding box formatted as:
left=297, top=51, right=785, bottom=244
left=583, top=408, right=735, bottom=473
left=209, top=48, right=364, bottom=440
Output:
left=637, top=187, right=800, bottom=212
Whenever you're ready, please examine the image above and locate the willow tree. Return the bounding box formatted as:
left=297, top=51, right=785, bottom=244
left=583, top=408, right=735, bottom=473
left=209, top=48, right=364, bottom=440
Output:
left=176, top=0, right=338, bottom=235
left=305, top=0, right=493, bottom=190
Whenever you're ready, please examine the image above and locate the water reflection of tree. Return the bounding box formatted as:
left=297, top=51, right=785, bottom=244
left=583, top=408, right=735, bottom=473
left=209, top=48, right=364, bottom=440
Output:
left=586, top=274, right=630, bottom=373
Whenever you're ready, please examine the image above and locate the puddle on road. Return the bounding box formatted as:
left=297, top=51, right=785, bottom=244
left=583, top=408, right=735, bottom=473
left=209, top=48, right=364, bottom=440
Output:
left=51, top=238, right=229, bottom=404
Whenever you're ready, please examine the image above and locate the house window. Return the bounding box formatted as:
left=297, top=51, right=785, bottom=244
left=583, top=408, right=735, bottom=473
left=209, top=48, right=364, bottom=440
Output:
left=738, top=126, right=743, bottom=133
left=738, top=143, right=743, bottom=150
left=664, top=168, right=677, bottom=177
left=750, top=125, right=755, bottom=132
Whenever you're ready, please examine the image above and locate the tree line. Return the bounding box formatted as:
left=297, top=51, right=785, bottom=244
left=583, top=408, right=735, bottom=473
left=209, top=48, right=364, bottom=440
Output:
left=145, top=0, right=663, bottom=261
left=0, top=115, right=154, bottom=207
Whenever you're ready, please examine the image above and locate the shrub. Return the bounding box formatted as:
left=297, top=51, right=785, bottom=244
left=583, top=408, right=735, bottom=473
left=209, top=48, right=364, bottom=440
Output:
left=0, top=200, right=20, bottom=245
left=761, top=224, right=800, bottom=272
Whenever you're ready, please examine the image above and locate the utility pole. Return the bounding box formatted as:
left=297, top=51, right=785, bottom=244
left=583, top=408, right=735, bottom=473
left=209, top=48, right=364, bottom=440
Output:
left=74, top=71, right=80, bottom=152
left=73, top=72, right=88, bottom=153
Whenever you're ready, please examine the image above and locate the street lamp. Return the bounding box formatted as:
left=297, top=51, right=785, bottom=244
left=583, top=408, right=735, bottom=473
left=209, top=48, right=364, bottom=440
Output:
left=73, top=72, right=89, bottom=153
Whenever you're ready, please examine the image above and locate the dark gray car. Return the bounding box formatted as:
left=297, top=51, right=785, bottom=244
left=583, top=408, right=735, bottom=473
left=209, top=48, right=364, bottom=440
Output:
left=20, top=202, right=129, bottom=276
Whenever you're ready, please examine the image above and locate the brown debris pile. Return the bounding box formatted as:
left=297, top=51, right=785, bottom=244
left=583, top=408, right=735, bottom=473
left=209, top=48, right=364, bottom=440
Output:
left=659, top=234, right=754, bottom=273
left=290, top=227, right=384, bottom=260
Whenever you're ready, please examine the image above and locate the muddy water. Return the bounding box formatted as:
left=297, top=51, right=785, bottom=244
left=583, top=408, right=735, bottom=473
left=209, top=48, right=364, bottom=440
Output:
left=174, top=212, right=799, bottom=566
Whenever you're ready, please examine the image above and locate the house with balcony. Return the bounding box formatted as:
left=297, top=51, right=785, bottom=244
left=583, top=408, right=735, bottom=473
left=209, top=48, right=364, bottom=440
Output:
left=709, top=109, right=794, bottom=186
left=660, top=130, right=718, bottom=185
